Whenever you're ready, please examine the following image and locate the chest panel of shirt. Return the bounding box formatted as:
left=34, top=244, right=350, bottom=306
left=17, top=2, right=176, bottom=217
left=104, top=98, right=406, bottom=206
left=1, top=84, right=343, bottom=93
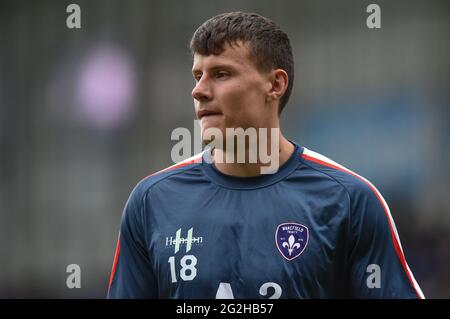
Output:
left=145, top=177, right=350, bottom=298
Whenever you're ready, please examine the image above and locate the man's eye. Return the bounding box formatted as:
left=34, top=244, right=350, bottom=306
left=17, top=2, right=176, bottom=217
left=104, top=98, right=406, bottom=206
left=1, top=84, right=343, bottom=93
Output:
left=216, top=72, right=229, bottom=79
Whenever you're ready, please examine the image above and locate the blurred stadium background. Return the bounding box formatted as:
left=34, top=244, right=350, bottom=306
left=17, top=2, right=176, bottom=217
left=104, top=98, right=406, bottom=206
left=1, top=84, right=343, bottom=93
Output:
left=0, top=0, right=449, bottom=298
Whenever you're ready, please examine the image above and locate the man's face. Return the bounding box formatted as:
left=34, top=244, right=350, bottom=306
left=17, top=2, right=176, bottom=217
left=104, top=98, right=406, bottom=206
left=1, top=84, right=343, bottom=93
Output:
left=192, top=42, right=275, bottom=143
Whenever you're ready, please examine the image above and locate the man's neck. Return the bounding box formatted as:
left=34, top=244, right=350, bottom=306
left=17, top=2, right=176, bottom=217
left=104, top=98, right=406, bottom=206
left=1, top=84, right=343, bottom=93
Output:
left=212, top=135, right=295, bottom=177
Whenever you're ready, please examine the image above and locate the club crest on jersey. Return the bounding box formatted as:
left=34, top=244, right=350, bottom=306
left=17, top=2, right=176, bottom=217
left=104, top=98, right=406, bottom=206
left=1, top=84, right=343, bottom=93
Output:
left=275, top=223, right=309, bottom=261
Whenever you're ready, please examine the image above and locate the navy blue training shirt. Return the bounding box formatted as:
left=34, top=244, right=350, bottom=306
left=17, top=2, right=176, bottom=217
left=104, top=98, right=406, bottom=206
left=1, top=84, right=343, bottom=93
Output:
left=107, top=142, right=424, bottom=299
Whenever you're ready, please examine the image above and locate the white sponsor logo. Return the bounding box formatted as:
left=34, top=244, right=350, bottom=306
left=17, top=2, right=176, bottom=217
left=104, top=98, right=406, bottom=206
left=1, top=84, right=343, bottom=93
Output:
left=165, top=227, right=203, bottom=254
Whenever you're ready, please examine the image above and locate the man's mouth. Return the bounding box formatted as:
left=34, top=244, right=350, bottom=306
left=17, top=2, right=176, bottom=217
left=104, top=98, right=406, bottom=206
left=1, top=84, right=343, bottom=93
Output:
left=198, top=109, right=223, bottom=119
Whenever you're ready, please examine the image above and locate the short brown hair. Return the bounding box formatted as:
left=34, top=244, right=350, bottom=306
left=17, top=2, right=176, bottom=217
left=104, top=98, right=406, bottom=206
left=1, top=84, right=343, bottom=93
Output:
left=190, top=12, right=294, bottom=114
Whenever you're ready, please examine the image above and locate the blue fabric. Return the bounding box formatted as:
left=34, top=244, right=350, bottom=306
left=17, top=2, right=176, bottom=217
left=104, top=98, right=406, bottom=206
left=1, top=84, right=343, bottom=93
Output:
left=107, top=141, right=421, bottom=299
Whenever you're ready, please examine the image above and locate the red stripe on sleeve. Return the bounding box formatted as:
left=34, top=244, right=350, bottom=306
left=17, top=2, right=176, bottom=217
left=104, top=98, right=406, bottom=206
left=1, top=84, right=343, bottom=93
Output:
left=108, top=234, right=121, bottom=290
left=302, top=153, right=424, bottom=299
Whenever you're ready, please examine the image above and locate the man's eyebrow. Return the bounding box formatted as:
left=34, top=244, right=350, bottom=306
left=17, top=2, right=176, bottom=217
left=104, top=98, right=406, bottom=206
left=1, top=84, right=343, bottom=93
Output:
left=192, top=63, right=237, bottom=75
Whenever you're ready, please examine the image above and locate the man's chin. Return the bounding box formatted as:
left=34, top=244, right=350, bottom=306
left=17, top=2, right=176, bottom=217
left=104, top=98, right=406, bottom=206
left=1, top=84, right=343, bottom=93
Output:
left=201, top=136, right=224, bottom=148
left=201, top=126, right=225, bottom=145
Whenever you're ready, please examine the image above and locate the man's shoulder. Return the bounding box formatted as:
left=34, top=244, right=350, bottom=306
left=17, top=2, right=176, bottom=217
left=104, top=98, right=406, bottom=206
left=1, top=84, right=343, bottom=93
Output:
left=299, top=147, right=379, bottom=200
left=131, top=152, right=204, bottom=199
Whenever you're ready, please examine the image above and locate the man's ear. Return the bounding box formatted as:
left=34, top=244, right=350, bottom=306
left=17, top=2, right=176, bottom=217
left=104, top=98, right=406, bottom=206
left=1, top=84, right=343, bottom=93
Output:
left=266, top=69, right=288, bottom=102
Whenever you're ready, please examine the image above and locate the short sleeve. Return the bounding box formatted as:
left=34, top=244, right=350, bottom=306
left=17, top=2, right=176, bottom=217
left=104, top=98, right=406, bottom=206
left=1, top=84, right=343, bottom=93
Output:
left=347, top=180, right=424, bottom=299
left=107, top=185, right=158, bottom=298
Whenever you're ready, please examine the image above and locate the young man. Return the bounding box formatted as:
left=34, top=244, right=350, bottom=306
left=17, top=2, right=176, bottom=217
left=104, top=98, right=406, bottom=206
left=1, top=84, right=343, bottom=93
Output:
left=107, top=12, right=424, bottom=299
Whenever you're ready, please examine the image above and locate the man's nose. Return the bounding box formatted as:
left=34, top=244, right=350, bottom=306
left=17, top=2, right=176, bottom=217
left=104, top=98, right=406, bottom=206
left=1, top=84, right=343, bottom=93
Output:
left=192, top=77, right=212, bottom=102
